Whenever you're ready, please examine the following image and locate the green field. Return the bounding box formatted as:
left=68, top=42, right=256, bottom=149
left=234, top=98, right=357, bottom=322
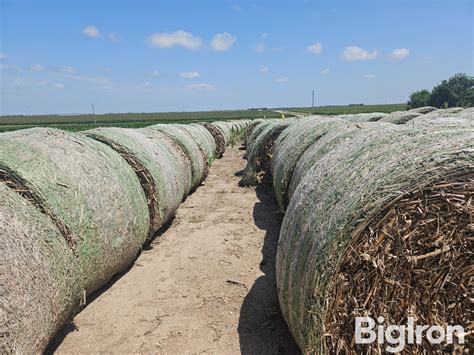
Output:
left=282, top=103, right=407, bottom=115
left=0, top=103, right=407, bottom=132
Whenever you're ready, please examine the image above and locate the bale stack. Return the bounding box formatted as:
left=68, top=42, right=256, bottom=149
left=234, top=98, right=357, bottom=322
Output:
left=276, top=124, right=473, bottom=353
left=84, top=127, right=191, bottom=236
left=270, top=116, right=350, bottom=210
left=338, top=112, right=387, bottom=122
left=379, top=110, right=423, bottom=124
left=1, top=118, right=251, bottom=353
left=240, top=119, right=295, bottom=186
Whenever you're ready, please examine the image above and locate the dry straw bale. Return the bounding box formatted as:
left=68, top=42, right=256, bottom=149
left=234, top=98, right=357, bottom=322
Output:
left=379, top=110, right=422, bottom=124
left=338, top=112, right=387, bottom=122
left=287, top=122, right=395, bottom=202
left=0, top=128, right=149, bottom=294
left=244, top=119, right=264, bottom=148
left=147, top=124, right=207, bottom=190
left=0, top=183, right=82, bottom=354
left=277, top=125, right=473, bottom=353
left=271, top=117, right=350, bottom=210
left=188, top=123, right=217, bottom=160
left=200, top=122, right=226, bottom=158
left=245, top=119, right=278, bottom=155
left=240, top=119, right=295, bottom=186
left=84, top=127, right=189, bottom=236
left=212, top=122, right=232, bottom=145
left=408, top=105, right=438, bottom=114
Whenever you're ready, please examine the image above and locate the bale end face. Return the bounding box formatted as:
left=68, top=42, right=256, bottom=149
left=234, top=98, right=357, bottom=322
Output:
left=323, top=174, right=473, bottom=354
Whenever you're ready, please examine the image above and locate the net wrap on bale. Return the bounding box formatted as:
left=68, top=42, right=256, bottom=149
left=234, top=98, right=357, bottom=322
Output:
left=200, top=122, right=226, bottom=158
left=0, top=183, right=83, bottom=354
left=84, top=127, right=189, bottom=237
left=0, top=128, right=149, bottom=294
left=240, top=119, right=295, bottom=186
left=270, top=117, right=350, bottom=209
left=276, top=125, right=474, bottom=353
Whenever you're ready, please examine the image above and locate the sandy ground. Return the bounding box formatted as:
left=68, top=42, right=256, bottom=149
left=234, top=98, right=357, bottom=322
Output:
left=48, top=145, right=299, bottom=355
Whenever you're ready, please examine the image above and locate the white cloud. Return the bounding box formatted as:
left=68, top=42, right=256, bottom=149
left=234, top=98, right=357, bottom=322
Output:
left=151, top=70, right=160, bottom=77
left=274, top=77, right=288, bottom=83
left=29, top=64, right=45, bottom=72
left=232, top=4, right=242, bottom=12
left=147, top=30, right=203, bottom=50
left=58, top=66, right=77, bottom=74
left=103, top=67, right=112, bottom=73
left=390, top=48, right=410, bottom=60
left=53, top=83, right=65, bottom=89
left=259, top=67, right=269, bottom=73
left=185, top=83, right=215, bottom=91
left=179, top=71, right=200, bottom=79
left=83, top=25, right=100, bottom=38
left=0, top=53, right=5, bottom=60
left=342, top=46, right=378, bottom=61
left=307, top=42, right=322, bottom=55
left=320, top=68, right=330, bottom=75
left=210, top=32, right=236, bottom=52
left=261, top=32, right=268, bottom=38
left=108, top=33, right=119, bottom=43
left=363, top=74, right=376, bottom=79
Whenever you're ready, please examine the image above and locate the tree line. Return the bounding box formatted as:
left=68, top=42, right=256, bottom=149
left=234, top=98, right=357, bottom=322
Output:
left=408, top=73, right=473, bottom=109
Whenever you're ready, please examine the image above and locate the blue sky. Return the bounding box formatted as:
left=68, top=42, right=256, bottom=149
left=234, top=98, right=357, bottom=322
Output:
left=0, top=0, right=472, bottom=115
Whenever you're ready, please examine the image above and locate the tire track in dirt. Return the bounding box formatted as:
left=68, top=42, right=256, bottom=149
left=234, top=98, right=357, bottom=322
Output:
left=50, top=145, right=299, bottom=354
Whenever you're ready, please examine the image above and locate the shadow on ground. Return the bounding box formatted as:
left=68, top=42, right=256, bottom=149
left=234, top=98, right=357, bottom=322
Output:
left=238, top=184, right=300, bottom=355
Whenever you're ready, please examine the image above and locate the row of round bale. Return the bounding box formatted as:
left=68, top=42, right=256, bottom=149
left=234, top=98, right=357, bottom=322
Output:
left=240, top=109, right=473, bottom=353
left=0, top=119, right=251, bottom=353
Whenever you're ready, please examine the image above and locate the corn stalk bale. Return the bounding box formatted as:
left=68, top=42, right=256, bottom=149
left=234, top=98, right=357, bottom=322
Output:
left=338, top=112, right=387, bottom=122
left=378, top=110, right=422, bottom=124
left=244, top=119, right=265, bottom=148
left=211, top=122, right=232, bottom=145
left=0, top=128, right=149, bottom=294
left=277, top=126, right=473, bottom=353
left=140, top=128, right=193, bottom=196
left=0, top=183, right=82, bottom=354
left=271, top=117, right=349, bottom=210
left=245, top=119, right=278, bottom=155
left=287, top=122, right=395, bottom=201
left=240, top=119, right=295, bottom=186
left=147, top=124, right=207, bottom=190
left=420, top=107, right=466, bottom=120
left=84, top=127, right=188, bottom=236
left=182, top=124, right=216, bottom=162
left=200, top=122, right=226, bottom=158
left=408, top=106, right=438, bottom=114
left=409, top=116, right=474, bottom=129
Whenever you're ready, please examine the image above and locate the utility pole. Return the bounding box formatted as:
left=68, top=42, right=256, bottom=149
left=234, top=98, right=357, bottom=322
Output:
left=92, top=104, right=96, bottom=124
left=312, top=90, right=315, bottom=107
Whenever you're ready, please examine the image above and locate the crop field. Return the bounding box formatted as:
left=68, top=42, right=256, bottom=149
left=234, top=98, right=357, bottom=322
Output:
left=0, top=109, right=279, bottom=132
left=282, top=103, right=407, bottom=115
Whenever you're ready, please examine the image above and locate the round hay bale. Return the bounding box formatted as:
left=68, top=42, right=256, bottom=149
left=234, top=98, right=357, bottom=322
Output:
left=84, top=127, right=188, bottom=237
left=270, top=117, right=350, bottom=210
left=408, top=106, right=438, bottom=114
left=147, top=124, right=207, bottom=190
left=339, top=112, right=387, bottom=122
left=245, top=120, right=278, bottom=155
left=240, top=119, right=295, bottom=186
left=287, top=122, right=396, bottom=201
left=0, top=128, right=149, bottom=294
left=409, top=116, right=474, bottom=129
left=200, top=122, right=226, bottom=158
left=379, top=111, right=422, bottom=124
left=0, top=183, right=82, bottom=354
left=212, top=122, right=232, bottom=145
left=244, top=119, right=265, bottom=148
left=277, top=126, right=473, bottom=353
left=181, top=124, right=216, bottom=163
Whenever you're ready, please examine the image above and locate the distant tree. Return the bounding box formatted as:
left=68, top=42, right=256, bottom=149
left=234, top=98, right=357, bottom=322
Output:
left=407, top=73, right=473, bottom=109
left=445, top=73, right=474, bottom=107
left=407, top=89, right=430, bottom=108
left=428, top=81, right=456, bottom=108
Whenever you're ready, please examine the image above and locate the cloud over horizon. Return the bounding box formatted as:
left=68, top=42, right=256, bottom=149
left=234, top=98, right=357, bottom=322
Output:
left=147, top=30, right=203, bottom=50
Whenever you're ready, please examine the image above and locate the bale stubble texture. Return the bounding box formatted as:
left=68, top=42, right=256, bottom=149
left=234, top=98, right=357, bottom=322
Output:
left=276, top=126, right=474, bottom=353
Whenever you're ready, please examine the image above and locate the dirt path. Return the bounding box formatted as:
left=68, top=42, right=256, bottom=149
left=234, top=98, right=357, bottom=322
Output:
left=49, top=145, right=299, bottom=355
